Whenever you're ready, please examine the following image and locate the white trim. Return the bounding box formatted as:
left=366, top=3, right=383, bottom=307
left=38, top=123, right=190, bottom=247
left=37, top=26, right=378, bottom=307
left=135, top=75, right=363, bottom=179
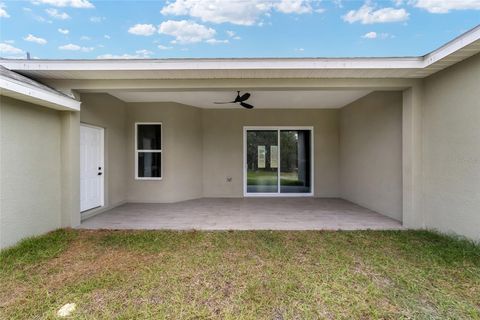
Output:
left=99, top=127, right=105, bottom=208
left=243, top=126, right=314, bottom=197
left=423, top=24, right=480, bottom=66
left=0, top=57, right=424, bottom=70
left=80, top=123, right=104, bottom=213
left=0, top=74, right=80, bottom=111
left=135, top=122, right=163, bottom=180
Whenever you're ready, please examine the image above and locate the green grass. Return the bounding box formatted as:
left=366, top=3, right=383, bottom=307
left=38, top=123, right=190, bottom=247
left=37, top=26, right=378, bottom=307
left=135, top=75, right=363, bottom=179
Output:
left=247, top=171, right=305, bottom=186
left=0, top=229, right=78, bottom=273
left=1, top=229, right=479, bottom=319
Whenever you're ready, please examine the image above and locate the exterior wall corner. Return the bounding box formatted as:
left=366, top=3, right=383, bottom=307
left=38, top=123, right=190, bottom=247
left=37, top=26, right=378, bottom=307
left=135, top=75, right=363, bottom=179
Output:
left=60, top=110, right=81, bottom=228
left=402, top=82, right=424, bottom=229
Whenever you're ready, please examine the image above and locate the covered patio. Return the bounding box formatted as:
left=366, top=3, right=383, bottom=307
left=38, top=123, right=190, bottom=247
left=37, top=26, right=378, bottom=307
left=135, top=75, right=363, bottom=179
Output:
left=79, top=198, right=402, bottom=230
left=76, top=82, right=407, bottom=231
left=8, top=58, right=428, bottom=234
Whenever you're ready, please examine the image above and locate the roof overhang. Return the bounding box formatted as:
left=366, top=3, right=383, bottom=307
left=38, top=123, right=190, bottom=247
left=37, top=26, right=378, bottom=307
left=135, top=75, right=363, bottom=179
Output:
left=0, top=25, right=479, bottom=81
left=0, top=67, right=80, bottom=111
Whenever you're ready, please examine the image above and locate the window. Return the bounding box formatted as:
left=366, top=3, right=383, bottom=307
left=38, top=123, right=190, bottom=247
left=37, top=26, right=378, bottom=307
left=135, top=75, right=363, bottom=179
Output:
left=135, top=123, right=162, bottom=179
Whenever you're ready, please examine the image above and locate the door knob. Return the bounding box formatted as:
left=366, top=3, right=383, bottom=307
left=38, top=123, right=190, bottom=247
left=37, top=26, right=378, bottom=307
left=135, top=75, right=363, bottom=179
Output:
left=98, top=172, right=102, bottom=176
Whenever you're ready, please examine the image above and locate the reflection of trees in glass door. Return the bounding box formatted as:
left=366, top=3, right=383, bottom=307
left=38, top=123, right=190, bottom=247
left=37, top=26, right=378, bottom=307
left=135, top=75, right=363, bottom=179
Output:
left=246, top=130, right=278, bottom=193
left=245, top=128, right=312, bottom=195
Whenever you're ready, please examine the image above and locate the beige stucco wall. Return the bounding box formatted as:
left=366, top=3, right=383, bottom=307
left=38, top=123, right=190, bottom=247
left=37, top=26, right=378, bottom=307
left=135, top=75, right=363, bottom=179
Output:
left=422, top=53, right=480, bottom=241
left=202, top=109, right=340, bottom=197
left=340, top=91, right=403, bottom=221
left=82, top=100, right=338, bottom=201
left=80, top=93, right=128, bottom=213
left=0, top=96, right=62, bottom=249
left=126, top=102, right=203, bottom=202
left=60, top=110, right=81, bottom=228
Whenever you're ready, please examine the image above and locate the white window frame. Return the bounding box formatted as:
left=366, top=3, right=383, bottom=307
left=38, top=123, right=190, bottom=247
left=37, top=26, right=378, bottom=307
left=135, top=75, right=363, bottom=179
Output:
left=243, top=126, right=314, bottom=197
left=135, top=122, right=163, bottom=180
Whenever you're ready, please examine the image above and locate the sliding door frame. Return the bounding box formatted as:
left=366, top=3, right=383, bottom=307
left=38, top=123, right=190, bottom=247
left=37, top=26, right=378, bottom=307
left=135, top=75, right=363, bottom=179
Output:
left=243, top=126, right=314, bottom=197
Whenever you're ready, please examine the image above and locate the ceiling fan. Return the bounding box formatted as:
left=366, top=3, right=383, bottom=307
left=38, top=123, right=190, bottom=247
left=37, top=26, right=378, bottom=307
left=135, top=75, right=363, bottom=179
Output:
left=214, top=91, right=254, bottom=109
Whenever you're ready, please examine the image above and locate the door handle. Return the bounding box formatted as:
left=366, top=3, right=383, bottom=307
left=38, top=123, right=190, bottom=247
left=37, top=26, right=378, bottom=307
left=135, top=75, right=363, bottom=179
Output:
left=98, top=172, right=102, bottom=176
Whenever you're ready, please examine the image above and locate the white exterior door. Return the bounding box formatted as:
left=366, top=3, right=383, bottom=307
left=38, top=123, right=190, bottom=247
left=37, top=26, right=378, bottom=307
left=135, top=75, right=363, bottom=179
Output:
left=80, top=124, right=104, bottom=212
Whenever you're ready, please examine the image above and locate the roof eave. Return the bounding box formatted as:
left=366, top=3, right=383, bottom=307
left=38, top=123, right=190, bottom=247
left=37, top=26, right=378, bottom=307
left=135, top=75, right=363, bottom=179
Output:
left=0, top=75, right=81, bottom=111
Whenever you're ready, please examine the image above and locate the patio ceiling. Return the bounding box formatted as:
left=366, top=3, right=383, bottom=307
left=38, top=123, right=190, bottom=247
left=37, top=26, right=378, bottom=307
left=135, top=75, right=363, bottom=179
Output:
left=107, top=89, right=372, bottom=109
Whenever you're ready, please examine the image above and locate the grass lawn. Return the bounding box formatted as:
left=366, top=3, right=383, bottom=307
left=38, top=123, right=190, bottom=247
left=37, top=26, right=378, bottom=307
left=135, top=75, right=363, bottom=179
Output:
left=1, top=229, right=479, bottom=319
left=247, top=171, right=304, bottom=186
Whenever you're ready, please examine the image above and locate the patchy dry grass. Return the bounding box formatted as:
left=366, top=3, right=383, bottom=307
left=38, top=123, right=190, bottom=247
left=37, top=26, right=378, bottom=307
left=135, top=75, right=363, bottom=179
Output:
left=1, top=229, right=479, bottom=319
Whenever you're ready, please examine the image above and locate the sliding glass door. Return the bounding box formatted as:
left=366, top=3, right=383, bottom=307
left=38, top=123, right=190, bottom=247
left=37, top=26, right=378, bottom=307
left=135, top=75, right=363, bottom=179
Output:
left=245, top=127, right=313, bottom=196
left=280, top=130, right=312, bottom=193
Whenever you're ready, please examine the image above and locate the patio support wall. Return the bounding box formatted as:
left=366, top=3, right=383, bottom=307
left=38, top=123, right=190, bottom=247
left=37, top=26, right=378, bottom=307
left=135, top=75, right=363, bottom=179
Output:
left=402, top=82, right=424, bottom=229
left=60, top=110, right=80, bottom=228
left=421, top=53, right=480, bottom=241
left=339, top=91, right=403, bottom=221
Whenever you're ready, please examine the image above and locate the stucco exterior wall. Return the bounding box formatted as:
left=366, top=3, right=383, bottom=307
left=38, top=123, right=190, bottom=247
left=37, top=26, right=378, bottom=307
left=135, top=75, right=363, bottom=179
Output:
left=422, top=53, right=480, bottom=241
left=84, top=102, right=338, bottom=201
left=202, top=109, right=340, bottom=197
left=340, top=91, right=403, bottom=221
left=60, top=111, right=81, bottom=228
left=126, top=102, right=203, bottom=203
left=80, top=93, right=128, bottom=214
left=0, top=97, right=62, bottom=249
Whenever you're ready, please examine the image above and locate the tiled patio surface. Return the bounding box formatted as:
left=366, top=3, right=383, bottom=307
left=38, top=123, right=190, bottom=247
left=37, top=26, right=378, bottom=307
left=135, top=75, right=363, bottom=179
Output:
left=80, top=198, right=403, bottom=230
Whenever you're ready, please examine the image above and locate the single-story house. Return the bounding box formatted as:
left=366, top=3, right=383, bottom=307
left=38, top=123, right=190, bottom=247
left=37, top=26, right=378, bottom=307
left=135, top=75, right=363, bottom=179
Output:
left=1, top=26, right=479, bottom=249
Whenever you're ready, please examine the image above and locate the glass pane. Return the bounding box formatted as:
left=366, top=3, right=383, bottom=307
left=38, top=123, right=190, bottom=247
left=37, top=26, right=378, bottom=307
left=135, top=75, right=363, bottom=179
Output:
left=137, top=124, right=161, bottom=150
left=246, top=130, right=278, bottom=193
left=280, top=130, right=311, bottom=193
left=138, top=152, right=161, bottom=178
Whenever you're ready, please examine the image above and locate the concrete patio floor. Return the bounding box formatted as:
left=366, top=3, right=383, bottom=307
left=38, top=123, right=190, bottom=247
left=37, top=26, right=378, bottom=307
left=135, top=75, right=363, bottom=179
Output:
left=79, top=198, right=403, bottom=230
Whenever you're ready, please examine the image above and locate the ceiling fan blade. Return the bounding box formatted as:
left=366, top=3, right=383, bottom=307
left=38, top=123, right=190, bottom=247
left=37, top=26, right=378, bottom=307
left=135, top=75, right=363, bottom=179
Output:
left=237, top=93, right=251, bottom=102
left=214, top=101, right=235, bottom=104
left=240, top=102, right=254, bottom=109
left=215, top=91, right=252, bottom=106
